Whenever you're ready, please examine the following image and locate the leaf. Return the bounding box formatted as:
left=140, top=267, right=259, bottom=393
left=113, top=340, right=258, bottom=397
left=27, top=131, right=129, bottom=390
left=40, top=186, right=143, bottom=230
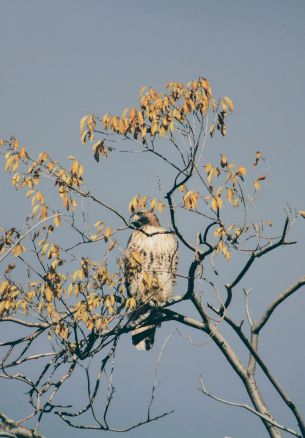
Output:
left=209, top=122, right=216, bottom=137
left=238, top=166, right=247, bottom=177
left=140, top=85, right=147, bottom=96
left=254, top=151, right=262, bottom=167
left=254, top=180, right=260, bottom=190
left=214, top=227, right=223, bottom=237
left=220, top=154, right=227, bottom=168
left=104, top=227, right=112, bottom=241
left=32, top=204, right=40, bottom=216
left=150, top=198, right=157, bottom=211
left=157, top=202, right=165, bottom=213
left=125, top=297, right=137, bottom=311
left=45, top=286, right=53, bottom=302
left=227, top=188, right=239, bottom=207
left=221, top=124, right=227, bottom=137
left=5, top=264, right=16, bottom=274
left=151, top=121, right=158, bottom=135
left=223, top=96, right=235, bottom=112
left=211, top=197, right=218, bottom=211
left=298, top=211, right=305, bottom=218
left=221, top=99, right=227, bottom=112
left=13, top=244, right=25, bottom=257
left=40, top=205, right=48, bottom=220
left=20, top=147, right=29, bottom=160
left=81, top=130, right=89, bottom=144
left=264, top=220, right=273, bottom=226
left=80, top=115, right=88, bottom=133
left=128, top=195, right=139, bottom=213
left=254, top=175, right=266, bottom=190
left=54, top=214, right=61, bottom=227
left=183, top=191, right=199, bottom=210
left=227, top=188, right=234, bottom=203
left=122, top=107, right=129, bottom=118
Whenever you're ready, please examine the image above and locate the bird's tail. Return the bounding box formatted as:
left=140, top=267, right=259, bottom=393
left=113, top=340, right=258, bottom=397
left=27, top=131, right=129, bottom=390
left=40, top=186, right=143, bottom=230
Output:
left=132, top=325, right=156, bottom=351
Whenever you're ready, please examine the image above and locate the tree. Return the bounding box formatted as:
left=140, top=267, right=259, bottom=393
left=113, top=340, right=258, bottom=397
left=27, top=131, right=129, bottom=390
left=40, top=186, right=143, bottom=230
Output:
left=0, top=77, right=304, bottom=438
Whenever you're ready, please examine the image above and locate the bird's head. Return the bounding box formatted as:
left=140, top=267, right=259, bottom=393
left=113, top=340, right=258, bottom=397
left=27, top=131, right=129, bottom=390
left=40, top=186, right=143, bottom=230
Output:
left=129, top=211, right=161, bottom=229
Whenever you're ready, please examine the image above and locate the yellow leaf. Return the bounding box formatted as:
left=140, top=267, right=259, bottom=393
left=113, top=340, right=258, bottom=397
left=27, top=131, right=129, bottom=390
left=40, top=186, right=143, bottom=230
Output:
left=214, top=227, right=223, bottom=237
left=150, top=198, right=157, bottom=211
left=80, top=115, right=88, bottom=133
left=122, top=107, right=129, bottom=118
left=264, top=220, right=273, bottom=226
left=13, top=244, right=25, bottom=257
left=104, top=227, right=112, bottom=241
left=211, top=197, right=218, bottom=211
left=151, top=121, right=158, bottom=135
left=128, top=195, right=139, bottom=213
left=183, top=191, right=199, bottom=210
left=32, top=204, right=40, bottom=216
left=254, top=180, right=260, bottom=190
left=20, top=147, right=29, bottom=160
left=38, top=152, right=49, bottom=162
left=157, top=202, right=165, bottom=213
left=298, top=211, right=305, bottom=218
left=227, top=188, right=234, bottom=203
left=71, top=198, right=78, bottom=211
left=140, top=85, right=147, bottom=96
left=254, top=175, right=266, bottom=190
left=221, top=154, right=227, bottom=168
left=41, top=243, right=49, bottom=255
left=126, top=297, right=137, bottom=311
left=40, top=205, right=48, bottom=220
left=217, top=196, right=223, bottom=209
left=54, top=214, right=61, bottom=227
left=45, top=286, right=53, bottom=302
left=209, top=122, right=216, bottom=137
left=81, top=130, right=89, bottom=144
left=223, top=96, right=235, bottom=112
left=221, top=99, right=227, bottom=112
left=238, top=166, right=247, bottom=176
left=212, top=99, right=217, bottom=112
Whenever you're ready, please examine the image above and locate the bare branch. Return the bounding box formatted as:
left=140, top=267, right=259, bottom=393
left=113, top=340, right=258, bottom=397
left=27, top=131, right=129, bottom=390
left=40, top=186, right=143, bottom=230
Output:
left=199, top=378, right=301, bottom=438
left=253, top=276, right=305, bottom=333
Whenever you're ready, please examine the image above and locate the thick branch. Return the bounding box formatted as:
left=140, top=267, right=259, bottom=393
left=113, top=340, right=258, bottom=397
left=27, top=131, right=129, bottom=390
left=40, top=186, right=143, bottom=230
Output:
left=0, top=412, right=45, bottom=438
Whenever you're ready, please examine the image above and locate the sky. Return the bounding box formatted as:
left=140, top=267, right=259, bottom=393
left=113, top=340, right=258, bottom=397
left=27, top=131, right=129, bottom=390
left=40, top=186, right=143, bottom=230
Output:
left=1, top=1, right=305, bottom=437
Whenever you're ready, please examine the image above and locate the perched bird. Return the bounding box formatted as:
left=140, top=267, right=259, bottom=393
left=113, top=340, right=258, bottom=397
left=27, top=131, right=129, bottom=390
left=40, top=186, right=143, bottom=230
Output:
left=124, top=211, right=178, bottom=350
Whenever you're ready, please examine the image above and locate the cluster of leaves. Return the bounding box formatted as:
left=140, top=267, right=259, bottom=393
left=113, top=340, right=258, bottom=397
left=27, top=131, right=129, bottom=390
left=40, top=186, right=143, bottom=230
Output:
left=0, top=137, right=136, bottom=346
left=81, top=78, right=212, bottom=143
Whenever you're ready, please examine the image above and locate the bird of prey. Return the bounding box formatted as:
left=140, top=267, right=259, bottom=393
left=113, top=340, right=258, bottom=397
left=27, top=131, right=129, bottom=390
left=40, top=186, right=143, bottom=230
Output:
left=124, top=211, right=178, bottom=351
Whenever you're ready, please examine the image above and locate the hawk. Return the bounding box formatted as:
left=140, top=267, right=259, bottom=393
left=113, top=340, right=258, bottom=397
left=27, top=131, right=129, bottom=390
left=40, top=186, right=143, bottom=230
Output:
left=124, top=211, right=178, bottom=351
